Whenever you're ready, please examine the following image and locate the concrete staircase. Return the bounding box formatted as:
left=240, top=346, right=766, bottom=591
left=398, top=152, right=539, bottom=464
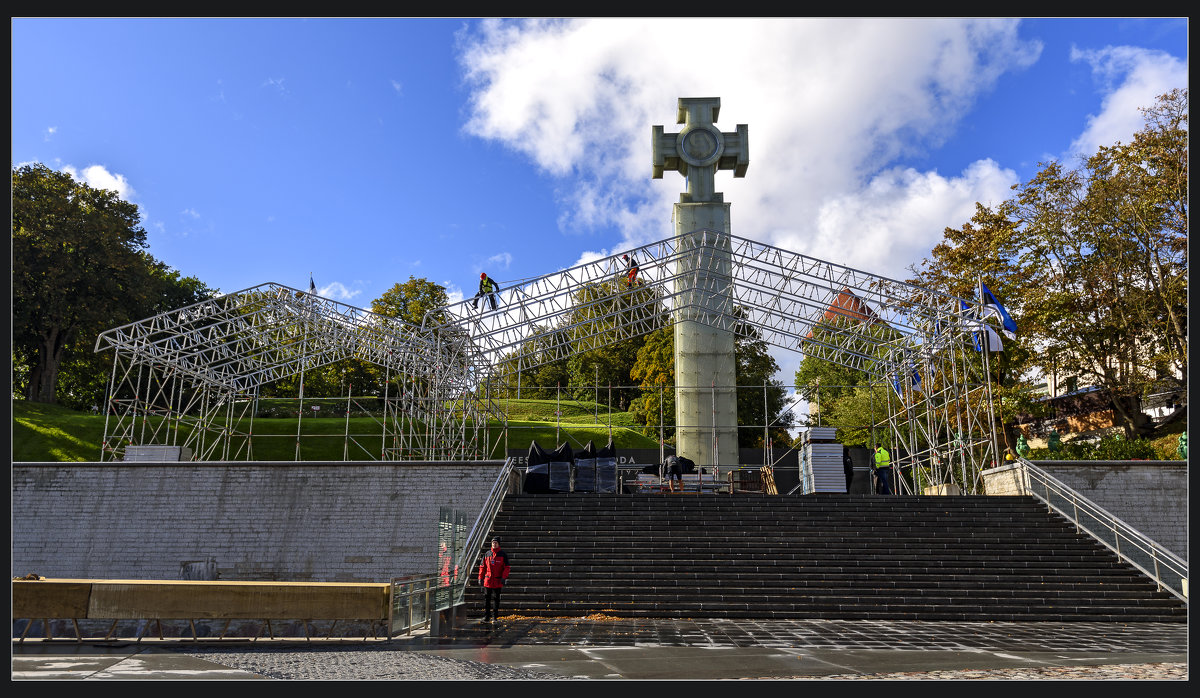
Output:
left=466, top=493, right=1187, bottom=622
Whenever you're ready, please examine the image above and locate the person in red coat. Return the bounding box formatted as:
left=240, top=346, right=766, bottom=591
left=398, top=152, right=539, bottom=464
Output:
left=477, top=538, right=511, bottom=623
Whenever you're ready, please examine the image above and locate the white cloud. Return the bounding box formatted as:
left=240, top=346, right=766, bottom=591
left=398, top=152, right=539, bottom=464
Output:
left=391, top=79, right=403, bottom=95
left=1066, top=45, right=1188, bottom=160
left=62, top=164, right=136, bottom=200
left=802, top=159, right=1017, bottom=277
left=443, top=283, right=465, bottom=305
left=182, top=208, right=201, bottom=219
left=318, top=281, right=362, bottom=302
left=485, top=252, right=513, bottom=269
left=44, top=126, right=56, bottom=141
left=459, top=18, right=1041, bottom=277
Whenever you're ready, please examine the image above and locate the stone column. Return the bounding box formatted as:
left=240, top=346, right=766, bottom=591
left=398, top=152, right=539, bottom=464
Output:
left=673, top=208, right=738, bottom=468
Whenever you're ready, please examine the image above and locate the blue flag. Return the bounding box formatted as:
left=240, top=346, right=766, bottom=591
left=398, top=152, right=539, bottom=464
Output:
left=981, top=283, right=1017, bottom=339
left=963, top=299, right=1004, bottom=352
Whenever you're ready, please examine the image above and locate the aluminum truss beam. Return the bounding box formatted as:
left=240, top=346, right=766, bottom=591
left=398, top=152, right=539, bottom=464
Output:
left=95, top=283, right=487, bottom=462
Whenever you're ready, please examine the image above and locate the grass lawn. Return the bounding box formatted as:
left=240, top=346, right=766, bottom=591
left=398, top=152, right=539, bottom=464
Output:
left=12, top=398, right=659, bottom=462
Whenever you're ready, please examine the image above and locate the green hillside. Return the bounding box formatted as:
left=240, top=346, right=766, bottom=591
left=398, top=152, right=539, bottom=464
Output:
left=11, top=398, right=657, bottom=462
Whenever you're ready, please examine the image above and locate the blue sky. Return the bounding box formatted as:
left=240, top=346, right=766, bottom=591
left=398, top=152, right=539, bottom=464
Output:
left=11, top=18, right=1188, bottom=388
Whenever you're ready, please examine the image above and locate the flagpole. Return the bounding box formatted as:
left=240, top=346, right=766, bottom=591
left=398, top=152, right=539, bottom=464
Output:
left=978, top=275, right=1001, bottom=476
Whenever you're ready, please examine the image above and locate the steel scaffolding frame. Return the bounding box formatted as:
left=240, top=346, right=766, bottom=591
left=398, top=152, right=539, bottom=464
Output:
left=422, top=228, right=998, bottom=490
left=94, top=284, right=492, bottom=462
left=95, top=229, right=999, bottom=490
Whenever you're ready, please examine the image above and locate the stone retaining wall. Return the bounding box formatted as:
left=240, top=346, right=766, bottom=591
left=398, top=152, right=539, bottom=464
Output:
left=11, top=461, right=504, bottom=583
left=983, top=460, right=1187, bottom=560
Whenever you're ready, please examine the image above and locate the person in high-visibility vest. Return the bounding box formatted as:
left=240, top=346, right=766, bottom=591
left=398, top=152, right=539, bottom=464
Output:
left=473, top=272, right=499, bottom=311
left=873, top=445, right=893, bottom=495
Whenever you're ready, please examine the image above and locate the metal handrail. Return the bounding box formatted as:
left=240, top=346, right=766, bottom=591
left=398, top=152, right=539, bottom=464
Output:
left=452, top=457, right=516, bottom=605
left=388, top=574, right=440, bottom=638
left=1012, top=457, right=1188, bottom=602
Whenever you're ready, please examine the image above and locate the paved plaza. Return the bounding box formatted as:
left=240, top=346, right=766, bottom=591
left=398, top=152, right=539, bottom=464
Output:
left=13, top=617, right=1187, bottom=680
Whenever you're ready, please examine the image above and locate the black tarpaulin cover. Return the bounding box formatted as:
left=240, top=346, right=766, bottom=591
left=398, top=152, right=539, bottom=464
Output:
left=575, top=440, right=598, bottom=492
left=523, top=441, right=552, bottom=493
left=595, top=438, right=617, bottom=493
left=548, top=442, right=573, bottom=492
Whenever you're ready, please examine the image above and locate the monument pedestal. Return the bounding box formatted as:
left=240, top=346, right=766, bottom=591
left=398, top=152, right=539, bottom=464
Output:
left=673, top=207, right=738, bottom=469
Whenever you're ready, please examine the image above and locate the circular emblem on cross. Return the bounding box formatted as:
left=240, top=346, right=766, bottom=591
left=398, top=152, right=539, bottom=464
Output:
left=677, top=125, right=723, bottom=168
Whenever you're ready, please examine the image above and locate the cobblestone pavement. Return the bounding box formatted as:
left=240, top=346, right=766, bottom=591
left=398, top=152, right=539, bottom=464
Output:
left=803, top=663, right=1188, bottom=680
left=175, top=644, right=570, bottom=680
left=165, top=618, right=1186, bottom=680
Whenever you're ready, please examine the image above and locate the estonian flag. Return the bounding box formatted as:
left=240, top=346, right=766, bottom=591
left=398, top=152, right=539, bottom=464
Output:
left=963, top=300, right=1004, bottom=352
left=981, top=283, right=1017, bottom=339
left=309, top=273, right=316, bottom=295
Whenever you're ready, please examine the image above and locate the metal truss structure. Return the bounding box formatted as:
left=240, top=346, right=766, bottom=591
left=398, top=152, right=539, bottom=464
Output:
left=424, top=228, right=1000, bottom=491
left=95, top=284, right=491, bottom=462
left=96, top=228, right=1000, bottom=491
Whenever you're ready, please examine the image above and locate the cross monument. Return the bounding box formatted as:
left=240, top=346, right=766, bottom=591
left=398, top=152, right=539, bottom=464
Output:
left=652, top=97, right=747, bottom=470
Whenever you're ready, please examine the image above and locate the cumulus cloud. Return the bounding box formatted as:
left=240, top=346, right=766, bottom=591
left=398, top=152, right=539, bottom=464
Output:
left=318, top=281, right=362, bottom=302
left=1066, top=45, right=1188, bottom=160
left=44, top=126, right=56, bottom=141
left=62, top=164, right=136, bottom=199
left=801, top=159, right=1017, bottom=276
left=459, top=18, right=1041, bottom=276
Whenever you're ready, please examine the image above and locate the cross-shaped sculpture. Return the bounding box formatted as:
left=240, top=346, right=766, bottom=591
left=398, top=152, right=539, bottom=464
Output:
left=652, top=97, right=748, bottom=203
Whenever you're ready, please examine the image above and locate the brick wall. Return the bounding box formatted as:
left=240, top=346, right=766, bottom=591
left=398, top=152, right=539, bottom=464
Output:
left=983, top=461, right=1187, bottom=561
left=12, top=461, right=505, bottom=583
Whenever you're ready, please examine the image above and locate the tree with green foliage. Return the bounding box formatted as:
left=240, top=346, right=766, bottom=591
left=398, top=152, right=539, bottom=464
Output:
left=563, top=280, right=665, bottom=410
left=12, top=163, right=214, bottom=407
left=793, top=316, right=906, bottom=446
left=372, top=276, right=450, bottom=327
left=260, top=276, right=454, bottom=400
left=732, top=311, right=793, bottom=448
left=492, top=323, right=572, bottom=400
left=628, top=307, right=793, bottom=447
left=905, top=201, right=1043, bottom=453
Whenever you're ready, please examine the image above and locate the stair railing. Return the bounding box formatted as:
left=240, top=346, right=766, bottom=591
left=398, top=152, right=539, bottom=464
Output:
left=452, top=457, right=517, bottom=606
left=1011, top=457, right=1188, bottom=603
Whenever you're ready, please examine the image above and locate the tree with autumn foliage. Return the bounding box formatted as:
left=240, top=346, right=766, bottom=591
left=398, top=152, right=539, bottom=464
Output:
left=910, top=89, right=1187, bottom=439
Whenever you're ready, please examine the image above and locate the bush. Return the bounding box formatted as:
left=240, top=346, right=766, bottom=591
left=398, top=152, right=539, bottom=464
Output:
left=1029, top=433, right=1171, bottom=461
left=1092, top=434, right=1158, bottom=460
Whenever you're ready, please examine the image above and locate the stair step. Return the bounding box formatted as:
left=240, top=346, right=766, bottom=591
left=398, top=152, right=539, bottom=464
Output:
left=472, top=494, right=1186, bottom=623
